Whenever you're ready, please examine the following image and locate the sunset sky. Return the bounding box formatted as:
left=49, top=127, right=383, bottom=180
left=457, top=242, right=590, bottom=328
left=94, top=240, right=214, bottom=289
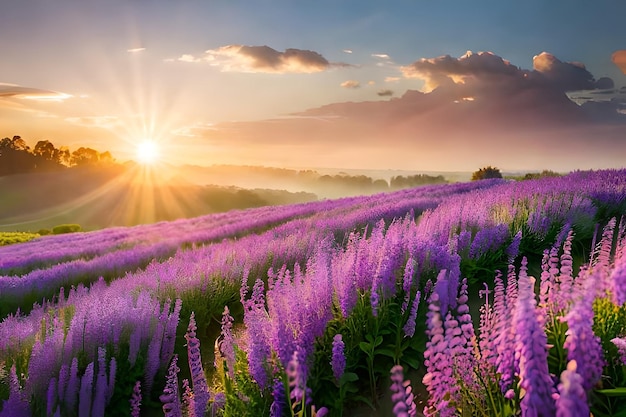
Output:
left=1, top=0, right=625, bottom=172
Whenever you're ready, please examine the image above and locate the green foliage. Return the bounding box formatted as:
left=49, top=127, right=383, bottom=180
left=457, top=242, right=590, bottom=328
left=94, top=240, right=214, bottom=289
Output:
left=219, top=347, right=271, bottom=417
left=52, top=224, right=82, bottom=234
left=471, top=166, right=503, bottom=181
left=308, top=287, right=425, bottom=415
left=0, top=232, right=39, bottom=246
left=591, top=297, right=626, bottom=416
left=522, top=170, right=562, bottom=180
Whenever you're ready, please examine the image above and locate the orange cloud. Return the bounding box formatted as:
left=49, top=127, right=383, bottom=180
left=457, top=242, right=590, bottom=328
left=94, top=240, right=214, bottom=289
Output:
left=199, top=45, right=334, bottom=73
left=612, top=50, right=626, bottom=74
left=0, top=83, right=72, bottom=102
left=340, top=80, right=360, bottom=89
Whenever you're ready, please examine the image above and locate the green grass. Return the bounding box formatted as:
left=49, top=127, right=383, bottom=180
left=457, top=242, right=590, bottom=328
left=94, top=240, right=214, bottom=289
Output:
left=0, top=232, right=39, bottom=246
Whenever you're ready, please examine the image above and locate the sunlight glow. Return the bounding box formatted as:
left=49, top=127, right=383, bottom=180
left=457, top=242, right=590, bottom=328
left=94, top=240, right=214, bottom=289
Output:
left=135, top=140, right=160, bottom=164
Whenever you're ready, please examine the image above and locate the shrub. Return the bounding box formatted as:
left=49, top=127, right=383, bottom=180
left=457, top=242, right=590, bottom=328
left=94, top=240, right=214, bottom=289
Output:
left=471, top=166, right=503, bottom=181
left=52, top=224, right=82, bottom=234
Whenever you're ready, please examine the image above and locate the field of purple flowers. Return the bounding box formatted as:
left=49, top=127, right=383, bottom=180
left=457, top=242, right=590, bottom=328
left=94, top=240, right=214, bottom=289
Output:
left=1, top=169, right=626, bottom=417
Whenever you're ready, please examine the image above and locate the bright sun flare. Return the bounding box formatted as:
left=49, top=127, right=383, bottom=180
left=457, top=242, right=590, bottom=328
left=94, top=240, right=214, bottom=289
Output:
left=135, top=140, right=160, bottom=165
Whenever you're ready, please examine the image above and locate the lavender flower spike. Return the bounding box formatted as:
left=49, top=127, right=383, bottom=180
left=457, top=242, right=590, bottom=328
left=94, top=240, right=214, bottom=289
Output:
left=185, top=312, right=210, bottom=417
left=514, top=257, right=556, bottom=417
left=390, top=365, right=417, bottom=417
left=555, top=361, right=589, bottom=417
left=331, top=334, right=346, bottom=382
left=611, top=337, right=626, bottom=365
left=160, top=355, right=182, bottom=417
left=130, top=381, right=142, bottom=417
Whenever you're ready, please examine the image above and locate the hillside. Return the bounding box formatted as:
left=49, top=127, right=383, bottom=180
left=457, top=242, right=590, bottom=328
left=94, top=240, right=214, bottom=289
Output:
left=0, top=165, right=317, bottom=231
left=1, top=170, right=626, bottom=416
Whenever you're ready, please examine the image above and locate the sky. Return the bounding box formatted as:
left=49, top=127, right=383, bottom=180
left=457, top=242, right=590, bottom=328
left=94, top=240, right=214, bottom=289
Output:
left=1, top=0, right=626, bottom=173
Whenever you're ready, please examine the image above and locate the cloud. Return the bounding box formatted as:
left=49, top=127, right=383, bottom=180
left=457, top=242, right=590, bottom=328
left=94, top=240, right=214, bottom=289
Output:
left=532, top=52, right=603, bottom=91
left=127, top=47, right=146, bottom=53
left=372, top=53, right=390, bottom=59
left=401, top=51, right=521, bottom=91
left=0, top=83, right=72, bottom=101
left=177, top=54, right=205, bottom=63
left=612, top=50, right=626, bottom=74
left=343, top=49, right=353, bottom=54
left=402, top=50, right=615, bottom=94
left=194, top=45, right=336, bottom=73
left=65, top=116, right=121, bottom=129
left=197, top=51, right=625, bottom=171
left=341, top=80, right=361, bottom=89
left=385, top=77, right=401, bottom=83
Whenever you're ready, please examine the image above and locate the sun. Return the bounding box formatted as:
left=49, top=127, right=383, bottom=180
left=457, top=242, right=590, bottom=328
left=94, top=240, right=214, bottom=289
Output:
left=135, top=140, right=161, bottom=165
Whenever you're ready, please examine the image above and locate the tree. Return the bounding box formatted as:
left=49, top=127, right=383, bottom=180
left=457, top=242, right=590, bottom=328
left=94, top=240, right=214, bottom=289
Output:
left=0, top=136, right=36, bottom=175
left=71, top=147, right=100, bottom=166
left=471, top=166, right=503, bottom=181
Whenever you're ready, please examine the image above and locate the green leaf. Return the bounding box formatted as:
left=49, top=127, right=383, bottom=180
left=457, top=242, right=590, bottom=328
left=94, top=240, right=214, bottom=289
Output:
left=402, top=355, right=421, bottom=370
left=376, top=348, right=397, bottom=359
left=374, top=335, right=383, bottom=347
left=339, top=372, right=359, bottom=384
left=359, top=342, right=372, bottom=353
left=596, top=388, right=626, bottom=397
left=354, top=395, right=376, bottom=410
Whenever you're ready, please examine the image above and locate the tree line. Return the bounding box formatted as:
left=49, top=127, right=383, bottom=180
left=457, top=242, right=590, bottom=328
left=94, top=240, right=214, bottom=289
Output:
left=0, top=136, right=115, bottom=176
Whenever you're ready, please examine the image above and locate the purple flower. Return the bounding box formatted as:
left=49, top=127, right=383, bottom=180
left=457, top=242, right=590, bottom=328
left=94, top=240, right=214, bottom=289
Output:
left=65, top=357, right=80, bottom=411
left=219, top=306, right=236, bottom=380
left=270, top=378, right=287, bottom=417
left=389, top=365, right=417, bottom=417
left=130, top=381, right=142, bottom=417
left=161, top=298, right=183, bottom=366
left=478, top=279, right=496, bottom=367
left=611, top=337, right=626, bottom=365
left=47, top=377, right=58, bottom=416
left=422, top=293, right=457, bottom=417
left=181, top=379, right=197, bottom=417
left=56, top=363, right=69, bottom=406
left=78, top=362, right=94, bottom=417
left=331, top=334, right=346, bottom=382
left=610, top=248, right=626, bottom=305
left=107, top=357, right=116, bottom=403
left=514, top=258, right=556, bottom=417
left=91, top=347, right=108, bottom=417
left=556, top=361, right=589, bottom=417
left=403, top=291, right=421, bottom=338
left=286, top=350, right=308, bottom=407
left=506, top=230, right=522, bottom=263
left=0, top=365, right=30, bottom=417
left=185, top=312, right=210, bottom=416
left=562, top=290, right=605, bottom=391
left=160, top=355, right=182, bottom=417
left=144, top=320, right=164, bottom=395
left=401, top=257, right=416, bottom=314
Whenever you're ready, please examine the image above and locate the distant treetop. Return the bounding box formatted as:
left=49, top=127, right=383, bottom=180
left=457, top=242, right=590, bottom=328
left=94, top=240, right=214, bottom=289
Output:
left=0, top=135, right=116, bottom=177
left=471, top=166, right=503, bottom=181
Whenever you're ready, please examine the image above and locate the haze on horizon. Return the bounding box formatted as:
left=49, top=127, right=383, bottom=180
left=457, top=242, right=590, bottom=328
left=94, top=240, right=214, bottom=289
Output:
left=1, top=0, right=626, bottom=173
